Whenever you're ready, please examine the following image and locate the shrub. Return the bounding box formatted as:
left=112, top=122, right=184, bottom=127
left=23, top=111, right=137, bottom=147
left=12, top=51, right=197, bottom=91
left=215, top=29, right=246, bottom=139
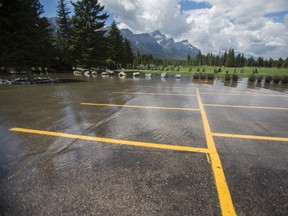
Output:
left=281, top=76, right=288, bottom=84
left=202, top=68, right=205, bottom=72
left=189, top=67, right=192, bottom=72
left=265, top=75, right=272, bottom=83
left=166, top=67, right=169, bottom=71
left=272, top=76, right=281, bottom=84
left=176, top=67, right=180, bottom=71
left=218, top=68, right=222, bottom=73
left=214, top=69, right=218, bottom=74
left=248, top=74, right=256, bottom=82
left=232, top=74, right=238, bottom=81
left=197, top=68, right=200, bottom=72
left=193, top=73, right=200, bottom=79
left=200, top=72, right=206, bottom=79
left=257, top=75, right=263, bottom=82
left=225, top=74, right=231, bottom=81
left=207, top=73, right=215, bottom=80
left=234, top=69, right=237, bottom=73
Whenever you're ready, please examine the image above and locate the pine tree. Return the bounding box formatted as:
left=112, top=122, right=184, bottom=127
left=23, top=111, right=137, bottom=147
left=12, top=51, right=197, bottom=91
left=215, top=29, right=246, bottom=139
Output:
left=70, top=0, right=109, bottom=68
left=123, top=38, right=133, bottom=68
left=0, top=0, right=53, bottom=79
left=225, top=48, right=235, bottom=67
left=108, top=21, right=124, bottom=68
left=187, top=54, right=191, bottom=66
left=56, top=0, right=71, bottom=65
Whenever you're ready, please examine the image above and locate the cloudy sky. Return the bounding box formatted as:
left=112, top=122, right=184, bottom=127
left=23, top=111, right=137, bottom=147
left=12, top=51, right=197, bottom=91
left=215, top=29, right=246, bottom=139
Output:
left=41, top=0, right=288, bottom=59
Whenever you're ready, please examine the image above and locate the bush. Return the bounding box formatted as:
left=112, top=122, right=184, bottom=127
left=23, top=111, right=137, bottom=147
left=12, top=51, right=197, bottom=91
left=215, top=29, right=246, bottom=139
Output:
left=202, top=68, right=205, bottom=72
left=257, top=75, right=263, bottom=82
left=272, top=76, right=281, bottom=83
left=248, top=74, right=256, bottom=82
left=197, top=68, right=200, bottom=72
left=218, top=68, right=222, bottom=73
left=189, top=67, right=192, bottom=72
left=207, top=73, right=215, bottom=80
left=232, top=74, right=238, bottom=81
left=200, top=72, right=206, bottom=79
left=214, top=69, right=218, bottom=74
left=265, top=75, right=272, bottom=83
left=225, top=74, right=231, bottom=81
left=281, top=76, right=288, bottom=84
left=166, top=67, right=169, bottom=71
left=193, top=73, right=200, bottom=79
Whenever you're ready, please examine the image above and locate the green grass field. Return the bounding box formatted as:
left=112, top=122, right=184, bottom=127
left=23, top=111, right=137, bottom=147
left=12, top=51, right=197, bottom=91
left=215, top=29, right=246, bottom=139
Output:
left=120, top=66, right=288, bottom=77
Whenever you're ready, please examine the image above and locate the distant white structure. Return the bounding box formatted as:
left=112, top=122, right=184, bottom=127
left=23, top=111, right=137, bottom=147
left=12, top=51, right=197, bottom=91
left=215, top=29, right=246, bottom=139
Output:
left=145, top=73, right=152, bottom=77
left=118, top=71, right=126, bottom=78
left=106, top=69, right=115, bottom=75
left=175, top=74, right=181, bottom=79
left=133, top=72, right=141, bottom=76
left=161, top=72, right=168, bottom=78
left=84, top=71, right=90, bottom=77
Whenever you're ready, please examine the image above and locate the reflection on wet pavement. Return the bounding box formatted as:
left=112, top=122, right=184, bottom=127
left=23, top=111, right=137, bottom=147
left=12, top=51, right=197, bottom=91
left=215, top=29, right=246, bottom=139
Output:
left=0, top=73, right=287, bottom=215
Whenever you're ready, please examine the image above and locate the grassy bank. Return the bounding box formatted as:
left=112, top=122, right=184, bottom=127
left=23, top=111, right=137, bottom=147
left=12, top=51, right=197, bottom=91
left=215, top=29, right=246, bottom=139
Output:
left=119, top=66, right=288, bottom=77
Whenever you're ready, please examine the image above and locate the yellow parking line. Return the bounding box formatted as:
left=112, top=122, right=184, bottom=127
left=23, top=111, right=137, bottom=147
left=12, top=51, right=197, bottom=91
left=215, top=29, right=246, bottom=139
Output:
left=134, top=85, right=189, bottom=89
left=196, top=89, right=236, bottom=216
left=113, top=92, right=197, bottom=96
left=10, top=127, right=209, bottom=153
left=201, top=92, right=250, bottom=96
left=212, top=133, right=288, bottom=142
left=204, top=104, right=288, bottom=110
left=200, top=89, right=249, bottom=94
left=201, top=92, right=288, bottom=97
left=81, top=103, right=200, bottom=111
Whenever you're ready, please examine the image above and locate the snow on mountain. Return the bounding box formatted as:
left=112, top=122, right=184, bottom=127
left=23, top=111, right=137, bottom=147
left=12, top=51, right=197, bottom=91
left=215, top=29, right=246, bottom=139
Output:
left=120, top=29, right=200, bottom=60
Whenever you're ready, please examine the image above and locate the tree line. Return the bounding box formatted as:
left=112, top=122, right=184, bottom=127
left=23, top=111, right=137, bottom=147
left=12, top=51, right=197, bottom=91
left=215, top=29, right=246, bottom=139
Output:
left=0, top=0, right=133, bottom=74
left=193, top=49, right=288, bottom=68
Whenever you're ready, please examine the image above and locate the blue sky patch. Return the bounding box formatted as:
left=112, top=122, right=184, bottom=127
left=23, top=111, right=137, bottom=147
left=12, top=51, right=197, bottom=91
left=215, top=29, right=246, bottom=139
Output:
left=264, top=10, right=288, bottom=23
left=179, top=0, right=212, bottom=12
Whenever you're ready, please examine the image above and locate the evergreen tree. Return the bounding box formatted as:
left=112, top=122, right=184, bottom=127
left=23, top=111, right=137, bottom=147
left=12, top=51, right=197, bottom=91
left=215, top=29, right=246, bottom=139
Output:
left=196, top=50, right=202, bottom=65
left=123, top=38, right=133, bottom=68
left=221, top=51, right=227, bottom=66
left=56, top=0, right=71, bottom=65
left=0, top=0, right=53, bottom=78
left=225, top=48, right=235, bottom=67
left=70, top=0, right=108, bottom=68
left=187, top=54, right=191, bottom=66
left=108, top=21, right=124, bottom=68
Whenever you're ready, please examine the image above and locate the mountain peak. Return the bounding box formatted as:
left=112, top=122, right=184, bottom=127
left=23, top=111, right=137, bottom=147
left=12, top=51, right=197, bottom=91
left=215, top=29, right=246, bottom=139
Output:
left=120, top=29, right=200, bottom=60
left=150, top=30, right=166, bottom=39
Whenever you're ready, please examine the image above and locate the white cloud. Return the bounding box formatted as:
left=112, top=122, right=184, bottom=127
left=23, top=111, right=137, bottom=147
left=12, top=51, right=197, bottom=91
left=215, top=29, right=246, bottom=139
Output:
left=100, top=0, right=288, bottom=58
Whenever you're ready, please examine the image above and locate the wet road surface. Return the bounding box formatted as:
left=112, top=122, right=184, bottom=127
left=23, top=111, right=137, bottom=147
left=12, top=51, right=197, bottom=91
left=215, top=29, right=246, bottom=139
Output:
left=0, top=74, right=288, bottom=215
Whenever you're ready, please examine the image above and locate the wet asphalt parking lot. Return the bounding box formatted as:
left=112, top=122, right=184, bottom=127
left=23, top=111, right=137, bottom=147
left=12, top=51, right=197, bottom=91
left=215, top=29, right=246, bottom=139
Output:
left=0, top=74, right=287, bottom=215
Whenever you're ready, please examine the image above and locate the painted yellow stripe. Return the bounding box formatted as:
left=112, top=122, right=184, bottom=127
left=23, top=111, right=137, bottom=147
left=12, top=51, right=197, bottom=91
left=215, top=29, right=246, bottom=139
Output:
left=10, top=127, right=209, bottom=153
left=200, top=89, right=249, bottom=94
left=201, top=92, right=288, bottom=97
left=135, top=85, right=189, bottom=89
left=201, top=92, right=250, bottom=96
left=113, top=92, right=197, bottom=96
left=81, top=103, right=200, bottom=111
left=196, top=88, right=236, bottom=216
left=204, top=104, right=288, bottom=110
left=212, top=133, right=288, bottom=142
